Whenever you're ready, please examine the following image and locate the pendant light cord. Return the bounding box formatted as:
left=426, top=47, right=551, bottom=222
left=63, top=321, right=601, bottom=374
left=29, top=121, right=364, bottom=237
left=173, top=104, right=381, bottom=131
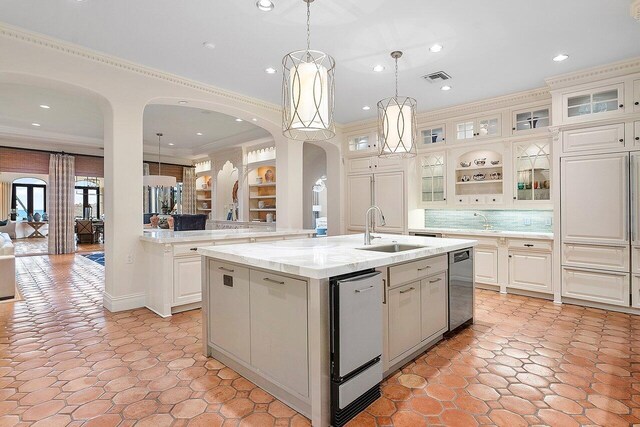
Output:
left=157, top=133, right=163, bottom=176
left=306, top=1, right=311, bottom=51
left=395, top=56, right=399, bottom=97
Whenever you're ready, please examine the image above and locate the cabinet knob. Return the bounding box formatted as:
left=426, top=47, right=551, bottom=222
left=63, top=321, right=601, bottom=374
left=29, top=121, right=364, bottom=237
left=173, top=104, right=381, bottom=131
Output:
left=443, top=198, right=446, bottom=201
left=636, top=137, right=640, bottom=141
left=475, top=199, right=479, bottom=202
left=509, top=255, right=512, bottom=258
left=442, top=138, right=445, bottom=141
left=619, top=104, right=624, bottom=108
left=513, top=197, right=517, bottom=200
left=635, top=101, right=639, bottom=106
left=620, top=139, right=624, bottom=143
left=374, top=164, right=378, bottom=167
left=512, top=127, right=516, bottom=131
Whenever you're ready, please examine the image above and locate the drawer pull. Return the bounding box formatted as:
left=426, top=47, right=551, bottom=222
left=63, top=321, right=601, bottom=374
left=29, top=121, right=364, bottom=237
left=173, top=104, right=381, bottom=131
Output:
left=399, top=287, right=416, bottom=294
left=355, top=286, right=374, bottom=293
left=190, top=248, right=198, bottom=251
left=429, top=278, right=442, bottom=284
left=417, top=266, right=431, bottom=271
left=263, top=277, right=285, bottom=285
left=218, top=267, right=234, bottom=273
left=524, top=244, right=534, bottom=247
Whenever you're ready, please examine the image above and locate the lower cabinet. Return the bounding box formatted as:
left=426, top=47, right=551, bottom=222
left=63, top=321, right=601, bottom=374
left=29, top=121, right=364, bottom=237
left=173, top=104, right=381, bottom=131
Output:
left=633, top=275, right=640, bottom=309
left=562, top=266, right=630, bottom=307
left=249, top=271, right=309, bottom=397
left=508, top=250, right=552, bottom=293
left=388, top=282, right=421, bottom=361
left=475, top=247, right=499, bottom=285
left=420, top=272, right=448, bottom=341
left=208, top=261, right=251, bottom=363
left=173, top=256, right=203, bottom=306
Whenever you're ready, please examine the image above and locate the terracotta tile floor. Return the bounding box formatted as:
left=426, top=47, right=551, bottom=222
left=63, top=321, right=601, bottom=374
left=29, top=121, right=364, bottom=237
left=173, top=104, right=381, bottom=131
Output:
left=2, top=254, right=640, bottom=427
left=12, top=238, right=104, bottom=257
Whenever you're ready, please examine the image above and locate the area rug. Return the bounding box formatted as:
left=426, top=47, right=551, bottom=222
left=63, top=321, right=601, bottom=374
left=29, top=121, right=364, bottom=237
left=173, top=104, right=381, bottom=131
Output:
left=82, top=252, right=105, bottom=266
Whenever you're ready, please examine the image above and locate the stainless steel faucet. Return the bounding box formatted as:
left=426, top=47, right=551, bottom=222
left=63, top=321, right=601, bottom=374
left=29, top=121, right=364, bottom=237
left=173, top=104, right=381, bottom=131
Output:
left=474, top=212, right=493, bottom=230
left=364, top=206, right=386, bottom=245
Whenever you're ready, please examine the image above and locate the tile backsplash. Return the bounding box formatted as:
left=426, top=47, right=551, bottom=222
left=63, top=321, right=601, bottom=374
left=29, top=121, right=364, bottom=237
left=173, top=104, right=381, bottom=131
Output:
left=424, top=209, right=553, bottom=233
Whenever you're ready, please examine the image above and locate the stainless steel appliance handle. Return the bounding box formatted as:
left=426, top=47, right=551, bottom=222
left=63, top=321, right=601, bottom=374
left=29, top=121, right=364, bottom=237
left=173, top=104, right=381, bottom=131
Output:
left=399, top=287, right=415, bottom=294
left=263, top=277, right=285, bottom=285
left=338, top=271, right=381, bottom=283
left=453, top=249, right=471, bottom=263
left=218, top=267, right=234, bottom=273
left=355, top=286, right=374, bottom=293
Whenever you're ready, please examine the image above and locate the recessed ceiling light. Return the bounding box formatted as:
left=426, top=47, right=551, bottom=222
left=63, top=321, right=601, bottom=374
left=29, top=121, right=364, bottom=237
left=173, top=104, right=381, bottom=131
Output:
left=553, top=53, right=569, bottom=62
left=178, top=101, right=188, bottom=105
left=362, top=106, right=371, bottom=111
left=256, top=0, right=274, bottom=12
left=373, top=65, right=385, bottom=72
left=441, top=85, right=452, bottom=91
left=265, top=67, right=277, bottom=74
left=429, top=44, right=443, bottom=53
left=202, top=41, right=216, bottom=50
left=196, top=132, right=203, bottom=136
left=252, top=118, right=258, bottom=122
left=39, top=104, right=50, bottom=109
left=235, top=118, right=243, bottom=122
left=168, top=143, right=175, bottom=146
left=31, top=123, right=41, bottom=127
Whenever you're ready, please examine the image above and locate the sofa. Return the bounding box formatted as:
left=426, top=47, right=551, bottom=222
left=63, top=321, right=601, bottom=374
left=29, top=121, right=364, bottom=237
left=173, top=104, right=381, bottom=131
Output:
left=0, top=232, right=16, bottom=300
left=0, top=219, right=16, bottom=239
left=171, top=214, right=208, bottom=231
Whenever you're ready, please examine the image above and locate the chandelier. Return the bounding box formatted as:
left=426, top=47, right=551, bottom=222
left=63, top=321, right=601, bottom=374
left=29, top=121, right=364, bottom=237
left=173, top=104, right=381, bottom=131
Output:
left=377, top=51, right=417, bottom=157
left=282, top=0, right=335, bottom=141
left=143, top=133, right=177, bottom=188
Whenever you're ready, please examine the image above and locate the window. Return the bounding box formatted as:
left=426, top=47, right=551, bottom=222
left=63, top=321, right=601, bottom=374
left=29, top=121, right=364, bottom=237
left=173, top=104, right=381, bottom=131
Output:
left=75, top=179, right=101, bottom=219
left=11, top=178, right=47, bottom=220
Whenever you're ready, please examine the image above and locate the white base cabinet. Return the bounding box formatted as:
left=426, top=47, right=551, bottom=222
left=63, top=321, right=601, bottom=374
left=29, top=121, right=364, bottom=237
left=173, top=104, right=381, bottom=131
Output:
left=475, top=247, right=499, bottom=285
left=508, top=250, right=552, bottom=293
left=562, top=267, right=630, bottom=307
left=174, top=257, right=204, bottom=306
left=420, top=272, right=448, bottom=341
left=388, top=282, right=421, bottom=361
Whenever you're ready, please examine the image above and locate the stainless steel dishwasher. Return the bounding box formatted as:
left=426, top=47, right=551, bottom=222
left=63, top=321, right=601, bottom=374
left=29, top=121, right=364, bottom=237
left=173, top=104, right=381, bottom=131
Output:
left=448, top=248, right=474, bottom=332
left=330, top=270, right=383, bottom=427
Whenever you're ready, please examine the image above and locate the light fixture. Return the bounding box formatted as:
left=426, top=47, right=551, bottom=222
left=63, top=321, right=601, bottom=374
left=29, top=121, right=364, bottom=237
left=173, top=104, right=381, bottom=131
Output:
left=235, top=118, right=243, bottom=122
left=202, top=41, right=216, bottom=49
left=252, top=118, right=258, bottom=121
left=31, top=123, right=41, bottom=127
left=168, top=143, right=175, bottom=146
left=282, top=0, right=336, bottom=141
left=429, top=44, right=443, bottom=53
left=553, top=54, right=569, bottom=62
left=256, top=0, right=274, bottom=11
left=373, top=65, right=385, bottom=72
left=143, top=133, right=177, bottom=188
left=377, top=51, right=417, bottom=158
left=39, top=104, right=50, bottom=109
left=178, top=101, right=188, bottom=105
left=441, top=85, right=452, bottom=91
left=265, top=67, right=277, bottom=74
left=362, top=106, right=371, bottom=111
left=196, top=132, right=203, bottom=136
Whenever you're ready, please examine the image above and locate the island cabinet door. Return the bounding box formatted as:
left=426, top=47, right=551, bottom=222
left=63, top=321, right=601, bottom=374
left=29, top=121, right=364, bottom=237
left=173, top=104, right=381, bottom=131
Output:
left=173, top=257, right=202, bottom=306
left=420, top=272, right=448, bottom=342
left=249, top=271, right=309, bottom=397
left=208, top=261, right=251, bottom=364
left=388, top=281, right=421, bottom=361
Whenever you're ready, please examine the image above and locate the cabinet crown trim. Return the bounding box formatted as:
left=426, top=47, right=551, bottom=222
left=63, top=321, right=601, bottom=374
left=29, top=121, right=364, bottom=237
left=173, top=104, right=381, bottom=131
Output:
left=545, top=56, right=640, bottom=90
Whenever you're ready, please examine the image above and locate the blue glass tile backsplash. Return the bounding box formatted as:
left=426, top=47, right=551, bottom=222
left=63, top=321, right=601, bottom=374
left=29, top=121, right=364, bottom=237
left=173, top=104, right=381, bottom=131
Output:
left=424, top=210, right=553, bottom=233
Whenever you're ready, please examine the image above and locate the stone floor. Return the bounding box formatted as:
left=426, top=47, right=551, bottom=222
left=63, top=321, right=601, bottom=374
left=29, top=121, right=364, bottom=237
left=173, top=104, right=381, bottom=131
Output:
left=1, top=254, right=639, bottom=427
left=12, top=238, right=104, bottom=256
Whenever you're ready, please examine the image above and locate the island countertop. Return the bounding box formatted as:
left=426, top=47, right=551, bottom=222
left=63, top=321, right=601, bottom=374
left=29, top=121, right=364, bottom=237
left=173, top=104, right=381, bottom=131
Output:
left=140, top=228, right=315, bottom=244
left=198, top=234, right=477, bottom=279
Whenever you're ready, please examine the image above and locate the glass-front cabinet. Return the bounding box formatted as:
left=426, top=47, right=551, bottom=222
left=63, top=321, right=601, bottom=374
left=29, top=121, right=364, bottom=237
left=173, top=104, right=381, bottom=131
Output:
left=512, top=107, right=550, bottom=134
left=420, top=125, right=445, bottom=146
left=455, top=115, right=501, bottom=141
left=562, top=84, right=625, bottom=122
left=347, top=134, right=377, bottom=154
left=420, top=153, right=446, bottom=204
left=514, top=141, right=551, bottom=202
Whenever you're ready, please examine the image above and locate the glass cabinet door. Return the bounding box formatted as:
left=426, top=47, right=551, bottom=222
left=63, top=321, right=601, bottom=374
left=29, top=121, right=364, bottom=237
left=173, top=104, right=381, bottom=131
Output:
left=514, top=108, right=550, bottom=132
left=348, top=135, right=373, bottom=152
left=421, top=153, right=446, bottom=203
left=566, top=85, right=623, bottom=119
left=514, top=142, right=551, bottom=201
left=477, top=116, right=500, bottom=138
left=421, top=126, right=445, bottom=145
left=456, top=121, right=474, bottom=140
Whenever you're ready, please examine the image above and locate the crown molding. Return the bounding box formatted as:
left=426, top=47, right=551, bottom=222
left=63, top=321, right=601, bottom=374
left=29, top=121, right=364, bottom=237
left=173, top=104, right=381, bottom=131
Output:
left=0, top=23, right=282, bottom=114
left=545, top=56, right=640, bottom=90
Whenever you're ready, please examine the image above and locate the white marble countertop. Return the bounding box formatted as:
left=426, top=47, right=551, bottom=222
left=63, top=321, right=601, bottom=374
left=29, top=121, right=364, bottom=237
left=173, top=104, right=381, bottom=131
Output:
left=409, top=227, right=554, bottom=240
left=140, top=228, right=315, bottom=244
left=198, top=234, right=477, bottom=279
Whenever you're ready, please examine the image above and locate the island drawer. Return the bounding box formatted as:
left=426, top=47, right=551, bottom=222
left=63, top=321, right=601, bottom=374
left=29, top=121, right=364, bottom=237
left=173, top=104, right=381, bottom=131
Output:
left=173, top=241, right=215, bottom=257
left=389, top=255, right=447, bottom=288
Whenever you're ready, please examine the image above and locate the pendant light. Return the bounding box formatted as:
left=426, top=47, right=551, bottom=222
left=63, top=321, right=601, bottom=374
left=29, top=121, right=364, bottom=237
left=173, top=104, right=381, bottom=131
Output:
left=282, top=0, right=336, bottom=142
left=377, top=51, right=417, bottom=158
left=143, top=133, right=177, bottom=188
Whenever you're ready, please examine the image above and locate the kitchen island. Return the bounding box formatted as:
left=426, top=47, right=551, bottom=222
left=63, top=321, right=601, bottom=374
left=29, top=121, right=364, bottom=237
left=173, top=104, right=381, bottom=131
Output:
left=139, top=228, right=314, bottom=317
left=199, top=234, right=476, bottom=426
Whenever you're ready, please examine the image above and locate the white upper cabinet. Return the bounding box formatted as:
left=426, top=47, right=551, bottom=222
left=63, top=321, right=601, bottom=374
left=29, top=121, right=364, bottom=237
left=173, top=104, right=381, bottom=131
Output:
left=374, top=172, right=405, bottom=232
left=562, top=83, right=625, bottom=123
left=419, top=125, right=446, bottom=147
left=347, top=133, right=377, bottom=155
left=511, top=107, right=550, bottom=135
left=419, top=153, right=446, bottom=205
left=455, top=115, right=501, bottom=142
left=347, top=174, right=373, bottom=230
left=513, top=141, right=551, bottom=202
left=562, top=123, right=625, bottom=154
left=634, top=79, right=640, bottom=113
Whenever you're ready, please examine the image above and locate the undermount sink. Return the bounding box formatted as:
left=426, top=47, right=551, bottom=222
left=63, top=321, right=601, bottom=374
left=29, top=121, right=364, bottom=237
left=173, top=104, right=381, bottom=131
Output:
left=357, top=243, right=427, bottom=253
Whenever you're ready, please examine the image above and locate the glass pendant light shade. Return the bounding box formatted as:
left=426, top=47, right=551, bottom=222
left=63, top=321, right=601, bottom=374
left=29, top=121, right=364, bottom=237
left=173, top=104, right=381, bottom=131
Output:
left=282, top=0, right=336, bottom=141
left=377, top=51, right=417, bottom=158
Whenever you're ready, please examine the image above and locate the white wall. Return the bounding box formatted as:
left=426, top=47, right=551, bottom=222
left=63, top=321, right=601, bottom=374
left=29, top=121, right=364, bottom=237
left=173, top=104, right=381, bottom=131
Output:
left=302, top=143, right=327, bottom=230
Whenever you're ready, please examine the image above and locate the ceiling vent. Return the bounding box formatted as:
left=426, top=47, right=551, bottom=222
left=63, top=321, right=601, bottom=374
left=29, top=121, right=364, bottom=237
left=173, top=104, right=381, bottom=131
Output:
left=633, top=0, right=640, bottom=22
left=422, top=71, right=452, bottom=83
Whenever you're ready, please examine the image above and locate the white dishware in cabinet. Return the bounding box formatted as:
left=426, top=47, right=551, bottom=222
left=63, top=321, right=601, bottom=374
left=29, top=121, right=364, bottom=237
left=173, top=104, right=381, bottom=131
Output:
left=562, top=83, right=625, bottom=123
left=208, top=261, right=251, bottom=363
left=508, top=250, right=552, bottom=294
left=388, top=282, right=421, bottom=361
left=562, top=267, right=630, bottom=307
left=561, top=153, right=629, bottom=245
left=420, top=272, right=448, bottom=342
left=562, top=123, right=625, bottom=154
left=249, top=271, right=308, bottom=397
left=173, top=257, right=203, bottom=306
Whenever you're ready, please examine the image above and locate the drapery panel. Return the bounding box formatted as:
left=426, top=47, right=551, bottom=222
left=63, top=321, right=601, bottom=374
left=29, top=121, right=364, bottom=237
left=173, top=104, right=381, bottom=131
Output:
left=0, top=182, right=10, bottom=219
left=182, top=167, right=197, bottom=214
left=48, top=154, right=76, bottom=254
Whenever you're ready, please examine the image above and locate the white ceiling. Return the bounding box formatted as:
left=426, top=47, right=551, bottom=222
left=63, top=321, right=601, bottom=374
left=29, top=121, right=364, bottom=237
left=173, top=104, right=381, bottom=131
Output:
left=1, top=0, right=639, bottom=123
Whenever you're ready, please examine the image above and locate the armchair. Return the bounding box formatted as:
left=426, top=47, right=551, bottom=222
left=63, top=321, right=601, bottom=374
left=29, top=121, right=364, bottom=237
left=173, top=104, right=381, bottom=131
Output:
left=75, top=219, right=100, bottom=244
left=0, top=219, right=16, bottom=239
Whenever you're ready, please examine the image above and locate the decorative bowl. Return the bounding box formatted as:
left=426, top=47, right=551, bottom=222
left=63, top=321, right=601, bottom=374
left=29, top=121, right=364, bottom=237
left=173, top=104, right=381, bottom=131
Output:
left=490, top=160, right=500, bottom=165
left=474, top=158, right=487, bottom=166
left=473, top=173, right=486, bottom=181
left=460, top=161, right=471, bottom=168
left=461, top=175, right=471, bottom=182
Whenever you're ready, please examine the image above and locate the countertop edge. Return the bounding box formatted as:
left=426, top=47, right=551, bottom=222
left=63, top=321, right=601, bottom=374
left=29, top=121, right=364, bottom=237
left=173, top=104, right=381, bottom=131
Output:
left=140, top=229, right=315, bottom=244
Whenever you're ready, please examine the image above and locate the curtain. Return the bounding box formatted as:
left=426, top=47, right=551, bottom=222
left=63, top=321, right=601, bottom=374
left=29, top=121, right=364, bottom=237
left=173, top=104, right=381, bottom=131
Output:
left=182, top=167, right=197, bottom=214
left=48, top=154, right=76, bottom=254
left=0, top=182, right=10, bottom=220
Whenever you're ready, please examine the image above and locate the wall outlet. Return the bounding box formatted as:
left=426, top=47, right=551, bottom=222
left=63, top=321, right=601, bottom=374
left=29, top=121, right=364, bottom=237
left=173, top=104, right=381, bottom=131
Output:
left=126, top=254, right=134, bottom=264
left=523, top=217, right=531, bottom=226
